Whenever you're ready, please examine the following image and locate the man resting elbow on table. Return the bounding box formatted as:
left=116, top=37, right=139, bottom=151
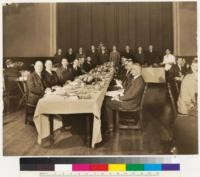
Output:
left=102, top=63, right=145, bottom=134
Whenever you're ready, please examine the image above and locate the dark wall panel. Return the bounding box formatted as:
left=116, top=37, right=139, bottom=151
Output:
left=57, top=2, right=173, bottom=54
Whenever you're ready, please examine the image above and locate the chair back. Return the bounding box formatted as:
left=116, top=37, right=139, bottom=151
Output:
left=22, top=81, right=29, bottom=102
left=139, top=83, right=148, bottom=112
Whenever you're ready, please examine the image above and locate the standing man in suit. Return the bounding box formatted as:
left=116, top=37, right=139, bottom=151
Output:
left=27, top=61, right=46, bottom=107
left=102, top=63, right=145, bottom=133
left=121, top=45, right=134, bottom=61
left=135, top=46, right=145, bottom=65
left=87, top=45, right=99, bottom=67
left=109, top=45, right=121, bottom=68
left=65, top=48, right=76, bottom=64
left=145, top=45, right=159, bottom=66
left=99, top=45, right=109, bottom=65
left=54, top=49, right=63, bottom=67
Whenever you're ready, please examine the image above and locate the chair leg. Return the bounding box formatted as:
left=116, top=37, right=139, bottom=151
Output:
left=25, top=106, right=28, bottom=124
left=115, top=111, right=119, bottom=132
left=139, top=111, right=144, bottom=133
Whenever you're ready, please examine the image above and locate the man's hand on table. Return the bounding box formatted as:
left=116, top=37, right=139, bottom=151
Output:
left=111, top=95, right=120, bottom=101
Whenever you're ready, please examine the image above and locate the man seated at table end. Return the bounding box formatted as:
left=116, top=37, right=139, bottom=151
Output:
left=102, top=63, right=145, bottom=134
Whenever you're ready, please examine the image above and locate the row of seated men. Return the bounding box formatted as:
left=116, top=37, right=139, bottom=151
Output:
left=26, top=57, right=146, bottom=133
left=54, top=43, right=165, bottom=67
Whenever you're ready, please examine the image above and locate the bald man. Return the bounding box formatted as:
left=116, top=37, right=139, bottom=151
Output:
left=102, top=63, right=145, bottom=133
left=27, top=61, right=46, bottom=107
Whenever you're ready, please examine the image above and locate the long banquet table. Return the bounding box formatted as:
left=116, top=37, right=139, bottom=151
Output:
left=33, top=65, right=168, bottom=148
left=33, top=63, right=114, bottom=148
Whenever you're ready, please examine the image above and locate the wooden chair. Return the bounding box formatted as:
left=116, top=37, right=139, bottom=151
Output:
left=167, top=82, right=177, bottom=118
left=115, top=83, right=148, bottom=133
left=22, top=81, right=36, bottom=124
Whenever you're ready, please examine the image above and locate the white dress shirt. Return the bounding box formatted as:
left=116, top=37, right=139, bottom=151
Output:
left=163, top=54, right=176, bottom=71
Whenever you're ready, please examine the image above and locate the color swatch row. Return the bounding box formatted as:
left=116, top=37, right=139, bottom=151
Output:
left=55, top=164, right=180, bottom=171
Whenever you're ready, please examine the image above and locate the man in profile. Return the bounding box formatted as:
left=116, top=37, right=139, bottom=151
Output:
left=102, top=63, right=145, bottom=133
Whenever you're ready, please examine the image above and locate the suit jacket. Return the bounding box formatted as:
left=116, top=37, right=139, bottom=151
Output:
left=169, top=64, right=186, bottom=79
left=54, top=53, right=63, bottom=66
left=56, top=66, right=74, bottom=85
left=71, top=66, right=82, bottom=77
left=119, top=76, right=145, bottom=110
left=87, top=50, right=99, bottom=67
left=76, top=53, right=86, bottom=59
left=99, top=51, right=109, bottom=65
left=65, top=53, right=76, bottom=63
left=27, top=72, right=45, bottom=106
left=43, top=70, right=59, bottom=88
left=122, top=72, right=133, bottom=89
left=121, top=50, right=134, bottom=60
left=83, top=62, right=93, bottom=72
left=117, top=65, right=126, bottom=80
left=135, top=52, right=145, bottom=65
left=109, top=51, right=120, bottom=67
left=145, top=50, right=159, bottom=65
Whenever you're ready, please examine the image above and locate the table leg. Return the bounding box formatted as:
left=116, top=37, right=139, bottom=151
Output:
left=85, top=115, right=91, bottom=147
left=49, top=115, right=54, bottom=145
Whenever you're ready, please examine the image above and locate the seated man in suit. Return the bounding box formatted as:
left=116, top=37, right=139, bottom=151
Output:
left=116, top=57, right=128, bottom=80
left=102, top=63, right=145, bottom=133
left=83, top=56, right=93, bottom=72
left=177, top=59, right=197, bottom=115
left=169, top=58, right=186, bottom=81
left=43, top=59, right=60, bottom=88
left=27, top=61, right=46, bottom=108
left=72, top=59, right=82, bottom=77
left=121, top=60, right=134, bottom=89
left=56, top=58, right=74, bottom=85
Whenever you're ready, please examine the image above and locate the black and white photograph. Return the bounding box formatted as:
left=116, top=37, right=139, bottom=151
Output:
left=2, top=1, right=198, bottom=156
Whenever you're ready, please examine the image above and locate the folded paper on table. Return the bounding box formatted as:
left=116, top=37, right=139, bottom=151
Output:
left=106, top=89, right=124, bottom=97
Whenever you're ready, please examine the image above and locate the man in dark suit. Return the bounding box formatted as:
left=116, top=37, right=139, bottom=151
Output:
left=54, top=48, right=63, bottom=67
left=102, top=63, right=145, bottom=133
left=169, top=57, right=186, bottom=80
left=121, top=45, right=134, bottom=61
left=27, top=61, right=46, bottom=107
left=83, top=56, right=93, bottom=72
left=65, top=48, right=76, bottom=64
left=135, top=46, right=145, bottom=65
left=56, top=58, right=74, bottom=85
left=71, top=59, right=82, bottom=77
left=87, top=45, right=99, bottom=67
left=145, top=45, right=159, bottom=66
left=99, top=46, right=109, bottom=65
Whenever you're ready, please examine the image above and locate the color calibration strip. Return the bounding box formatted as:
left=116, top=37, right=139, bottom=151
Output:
left=54, top=164, right=180, bottom=171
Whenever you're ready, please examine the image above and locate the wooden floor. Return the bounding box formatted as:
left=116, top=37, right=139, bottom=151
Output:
left=3, top=84, right=174, bottom=156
